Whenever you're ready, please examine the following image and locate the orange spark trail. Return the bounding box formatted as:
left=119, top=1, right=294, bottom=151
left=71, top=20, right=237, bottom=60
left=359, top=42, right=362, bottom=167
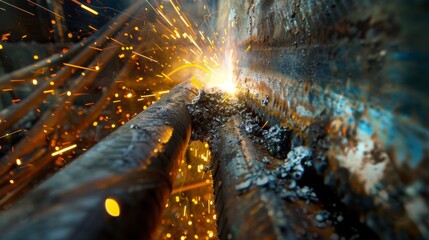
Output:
left=70, top=0, right=98, bottom=15
left=0, top=0, right=34, bottom=16
left=0, top=129, right=23, bottom=139
left=51, top=144, right=77, bottom=156
left=26, top=0, right=63, bottom=18
left=132, top=51, right=159, bottom=63
left=157, top=8, right=174, bottom=27
left=170, top=0, right=190, bottom=28
left=88, top=46, right=103, bottom=51
left=109, top=37, right=125, bottom=46
left=88, top=25, right=98, bottom=31
left=63, top=63, right=98, bottom=71
left=81, top=4, right=98, bottom=15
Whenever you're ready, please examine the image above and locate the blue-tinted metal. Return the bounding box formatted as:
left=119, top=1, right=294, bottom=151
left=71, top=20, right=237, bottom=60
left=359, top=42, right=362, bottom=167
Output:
left=219, top=0, right=429, bottom=238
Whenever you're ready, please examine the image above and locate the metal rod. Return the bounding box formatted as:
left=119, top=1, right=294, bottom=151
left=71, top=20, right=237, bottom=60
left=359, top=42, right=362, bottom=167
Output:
left=0, top=81, right=200, bottom=239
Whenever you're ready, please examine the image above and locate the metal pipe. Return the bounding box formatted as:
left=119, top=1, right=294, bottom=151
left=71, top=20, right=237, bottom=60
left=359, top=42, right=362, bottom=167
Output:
left=0, top=81, right=199, bottom=239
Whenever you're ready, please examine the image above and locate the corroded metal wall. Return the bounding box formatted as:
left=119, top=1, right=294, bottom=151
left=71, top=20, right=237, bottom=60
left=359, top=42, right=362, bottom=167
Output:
left=219, top=0, right=429, bottom=238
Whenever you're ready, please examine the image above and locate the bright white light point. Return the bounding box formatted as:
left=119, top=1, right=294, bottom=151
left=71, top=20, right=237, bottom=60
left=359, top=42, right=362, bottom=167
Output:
left=219, top=79, right=236, bottom=94
left=207, top=52, right=237, bottom=94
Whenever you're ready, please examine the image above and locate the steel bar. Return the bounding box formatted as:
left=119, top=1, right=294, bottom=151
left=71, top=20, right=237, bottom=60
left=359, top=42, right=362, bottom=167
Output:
left=0, top=81, right=199, bottom=239
left=0, top=0, right=144, bottom=133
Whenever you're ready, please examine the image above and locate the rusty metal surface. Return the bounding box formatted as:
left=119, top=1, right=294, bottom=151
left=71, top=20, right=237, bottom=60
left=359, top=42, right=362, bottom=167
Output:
left=0, top=81, right=199, bottom=240
left=212, top=116, right=378, bottom=239
left=213, top=117, right=295, bottom=239
left=218, top=0, right=429, bottom=238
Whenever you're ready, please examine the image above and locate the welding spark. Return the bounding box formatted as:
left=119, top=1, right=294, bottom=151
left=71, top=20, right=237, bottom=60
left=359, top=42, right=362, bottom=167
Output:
left=109, top=37, right=125, bottom=46
left=88, top=25, right=98, bottom=31
left=138, top=94, right=156, bottom=100
left=43, top=89, right=54, bottom=94
left=221, top=95, right=229, bottom=103
left=137, top=90, right=170, bottom=101
left=26, top=0, right=63, bottom=18
left=63, top=63, right=98, bottom=71
left=245, top=45, right=252, bottom=52
left=0, top=0, right=34, bottom=16
left=88, top=46, right=103, bottom=51
left=169, top=0, right=190, bottom=28
left=132, top=51, right=159, bottom=63
left=0, top=129, right=23, bottom=139
left=145, top=0, right=158, bottom=13
left=51, top=144, right=77, bottom=156
left=71, top=0, right=98, bottom=15
left=81, top=4, right=98, bottom=15
left=183, top=205, right=187, bottom=217
left=261, top=121, right=269, bottom=129
left=157, top=8, right=174, bottom=27
left=105, top=198, right=120, bottom=217
left=172, top=181, right=211, bottom=194
left=158, top=90, right=170, bottom=95
left=161, top=72, right=172, bottom=81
